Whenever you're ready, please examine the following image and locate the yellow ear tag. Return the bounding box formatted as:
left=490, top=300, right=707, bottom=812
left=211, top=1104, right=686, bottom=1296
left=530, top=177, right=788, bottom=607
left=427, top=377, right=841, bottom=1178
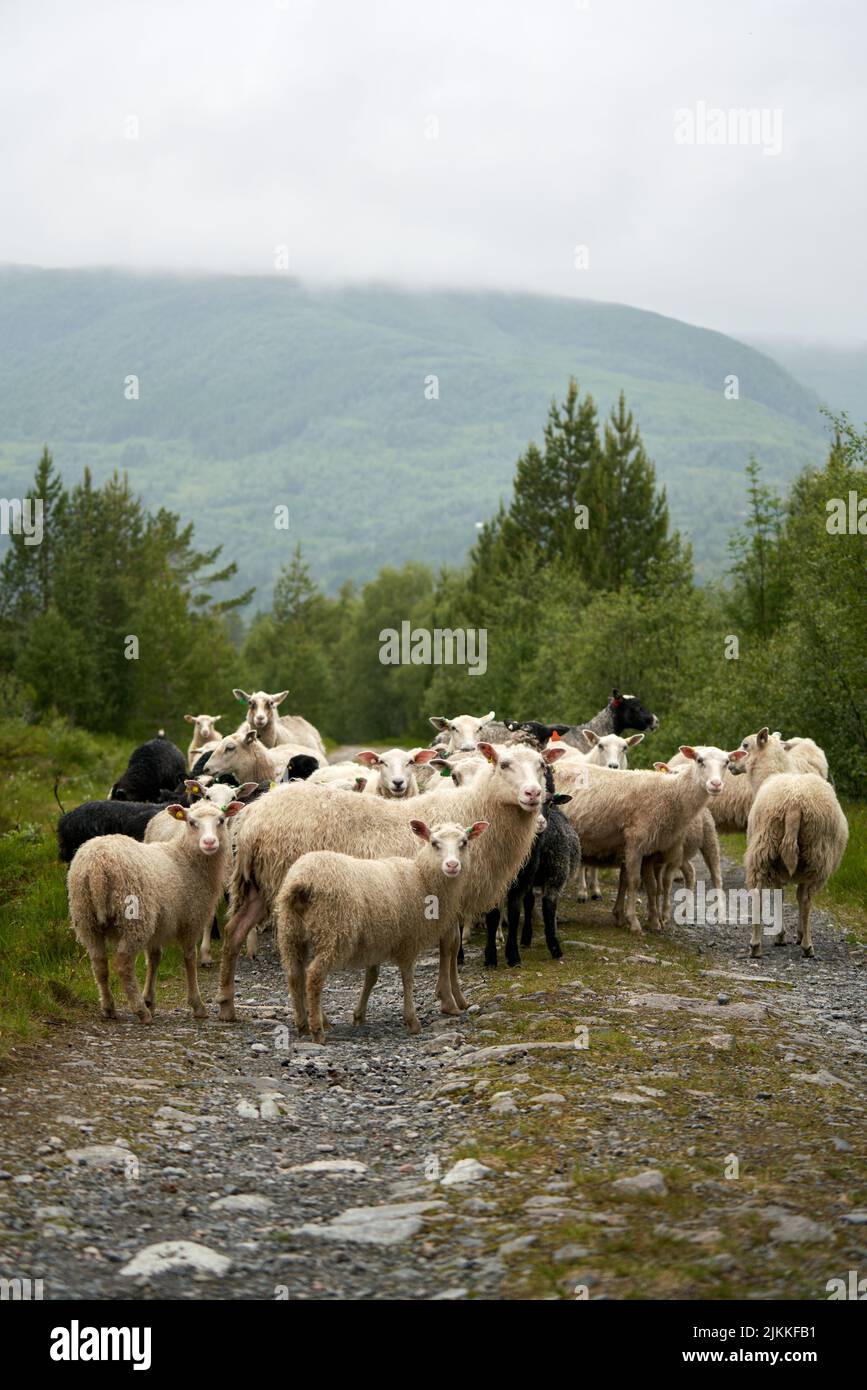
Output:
left=174, top=810, right=185, bottom=819
left=269, top=781, right=277, bottom=790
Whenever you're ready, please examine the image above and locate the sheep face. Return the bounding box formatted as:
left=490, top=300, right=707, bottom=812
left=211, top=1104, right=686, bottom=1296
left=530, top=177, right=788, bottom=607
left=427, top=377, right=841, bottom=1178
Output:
left=677, top=745, right=734, bottom=796
left=355, top=746, right=438, bottom=797
left=477, top=741, right=569, bottom=812
left=203, top=728, right=258, bottom=776
left=184, top=713, right=222, bottom=745
left=429, top=711, right=495, bottom=754
left=233, top=689, right=288, bottom=733
left=582, top=729, right=645, bottom=769
left=164, top=799, right=244, bottom=855
left=609, top=690, right=659, bottom=734
left=410, top=819, right=488, bottom=876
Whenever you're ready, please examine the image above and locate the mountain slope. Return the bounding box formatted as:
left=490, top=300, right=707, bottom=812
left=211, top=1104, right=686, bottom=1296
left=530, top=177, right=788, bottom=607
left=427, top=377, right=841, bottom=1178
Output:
left=0, top=267, right=829, bottom=597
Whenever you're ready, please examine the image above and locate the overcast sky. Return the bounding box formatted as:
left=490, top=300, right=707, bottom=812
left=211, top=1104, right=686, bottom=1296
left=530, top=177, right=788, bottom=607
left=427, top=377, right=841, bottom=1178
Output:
left=1, top=0, right=864, bottom=341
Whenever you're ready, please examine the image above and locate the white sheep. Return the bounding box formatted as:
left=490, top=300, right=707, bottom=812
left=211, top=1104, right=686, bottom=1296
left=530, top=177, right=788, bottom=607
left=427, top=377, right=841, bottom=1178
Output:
left=67, top=798, right=244, bottom=1022
left=183, top=713, right=223, bottom=768
left=276, top=818, right=489, bottom=1041
left=353, top=746, right=440, bottom=798
left=667, top=731, right=829, bottom=833
left=728, top=728, right=848, bottom=958
left=428, top=711, right=495, bottom=754
left=232, top=688, right=326, bottom=759
left=556, top=729, right=644, bottom=902
left=554, top=745, right=735, bottom=935
left=217, top=741, right=568, bottom=1022
left=204, top=727, right=324, bottom=783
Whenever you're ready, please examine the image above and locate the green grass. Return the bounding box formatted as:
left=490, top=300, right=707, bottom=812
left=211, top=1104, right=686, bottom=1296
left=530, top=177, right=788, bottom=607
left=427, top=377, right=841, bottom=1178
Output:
left=720, top=798, right=867, bottom=941
left=0, top=717, right=190, bottom=1055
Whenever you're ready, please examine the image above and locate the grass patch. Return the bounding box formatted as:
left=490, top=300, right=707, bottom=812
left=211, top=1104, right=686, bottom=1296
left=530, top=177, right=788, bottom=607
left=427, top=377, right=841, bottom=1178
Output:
left=720, top=798, right=867, bottom=942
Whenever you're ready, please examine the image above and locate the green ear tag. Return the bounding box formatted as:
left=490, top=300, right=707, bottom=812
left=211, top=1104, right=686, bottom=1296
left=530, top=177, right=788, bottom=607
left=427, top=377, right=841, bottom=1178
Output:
left=439, top=768, right=451, bottom=776
left=236, top=694, right=248, bottom=705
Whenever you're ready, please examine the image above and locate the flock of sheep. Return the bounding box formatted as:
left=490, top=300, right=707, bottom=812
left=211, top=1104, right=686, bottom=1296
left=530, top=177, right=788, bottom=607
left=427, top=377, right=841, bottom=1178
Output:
left=58, top=686, right=849, bottom=1039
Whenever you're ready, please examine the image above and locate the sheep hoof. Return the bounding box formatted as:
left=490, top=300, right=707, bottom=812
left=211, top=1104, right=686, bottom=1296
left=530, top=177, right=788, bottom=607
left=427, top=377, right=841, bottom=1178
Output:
left=548, top=943, right=563, bottom=960
left=506, top=951, right=521, bottom=967
left=192, top=1007, right=208, bottom=1020
left=590, top=892, right=603, bottom=901
left=136, top=1008, right=153, bottom=1025
left=199, top=958, right=213, bottom=969
left=405, top=1018, right=421, bottom=1035
left=310, top=1030, right=326, bottom=1044
left=749, top=944, right=763, bottom=959
left=440, top=1002, right=460, bottom=1017
left=100, top=1007, right=117, bottom=1021
left=577, top=892, right=588, bottom=903
left=802, top=944, right=815, bottom=959
left=773, top=934, right=786, bottom=947
left=483, top=950, right=498, bottom=968
left=218, top=1003, right=237, bottom=1022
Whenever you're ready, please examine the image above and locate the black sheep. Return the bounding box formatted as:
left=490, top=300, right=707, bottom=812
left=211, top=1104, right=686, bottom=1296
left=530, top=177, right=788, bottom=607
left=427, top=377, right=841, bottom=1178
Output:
left=187, top=749, right=320, bottom=783
left=109, top=737, right=187, bottom=802
left=57, top=800, right=164, bottom=863
left=503, top=719, right=572, bottom=748
left=483, top=771, right=580, bottom=967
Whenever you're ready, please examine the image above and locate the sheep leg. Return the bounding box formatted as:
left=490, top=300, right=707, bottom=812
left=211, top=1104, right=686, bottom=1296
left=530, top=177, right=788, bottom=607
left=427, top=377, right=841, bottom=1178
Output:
left=448, top=933, right=468, bottom=1011
left=588, top=867, right=602, bottom=901
left=200, top=914, right=218, bottom=967
left=484, top=907, right=500, bottom=967
left=749, top=886, right=764, bottom=958
left=797, top=883, right=815, bottom=958
left=285, top=943, right=309, bottom=1034
left=305, top=955, right=328, bottom=1043
left=622, top=850, right=643, bottom=934
left=246, top=926, right=259, bottom=960
left=505, top=891, right=522, bottom=967
left=456, top=920, right=464, bottom=967
left=183, top=946, right=207, bottom=1019
left=520, top=890, right=535, bottom=947
left=435, top=934, right=460, bottom=1013
left=642, top=860, right=662, bottom=933
left=541, top=893, right=563, bottom=959
left=576, top=865, right=589, bottom=903
left=612, top=867, right=627, bottom=928
left=143, top=947, right=161, bottom=1015
left=353, top=966, right=379, bottom=1025
left=399, top=959, right=420, bottom=1034
left=217, top=889, right=265, bottom=1022
left=89, top=946, right=117, bottom=1020
left=115, top=943, right=152, bottom=1024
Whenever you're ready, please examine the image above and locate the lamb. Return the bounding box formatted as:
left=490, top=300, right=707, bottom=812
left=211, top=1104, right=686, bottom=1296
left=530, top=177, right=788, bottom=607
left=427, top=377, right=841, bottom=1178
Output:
left=201, top=727, right=324, bottom=784
left=668, top=731, right=829, bottom=833
left=57, top=800, right=165, bottom=863
left=67, top=798, right=244, bottom=1022
left=275, top=819, right=489, bottom=1042
left=482, top=772, right=580, bottom=968
left=480, top=689, right=659, bottom=753
left=232, top=688, right=326, bottom=759
left=554, top=745, right=734, bottom=935
left=728, top=728, right=848, bottom=958
left=428, top=711, right=496, bottom=754
left=556, top=729, right=645, bottom=901
left=216, top=740, right=569, bottom=1022
left=646, top=766, right=723, bottom=922
left=109, top=737, right=187, bottom=802
left=183, top=713, right=223, bottom=768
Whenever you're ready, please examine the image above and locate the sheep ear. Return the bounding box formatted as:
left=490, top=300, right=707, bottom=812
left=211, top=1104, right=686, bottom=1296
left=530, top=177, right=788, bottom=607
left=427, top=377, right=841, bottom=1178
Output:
left=611, top=688, right=622, bottom=700
left=476, top=741, right=498, bottom=764
left=243, top=728, right=258, bottom=744
left=551, top=792, right=572, bottom=805
left=233, top=689, right=250, bottom=703
left=465, top=820, right=489, bottom=838
left=355, top=750, right=381, bottom=767
left=582, top=729, right=599, bottom=746
left=543, top=746, right=569, bottom=763
left=757, top=727, right=770, bottom=746
left=224, top=802, right=245, bottom=817
left=411, top=747, right=438, bottom=765
left=409, top=819, right=430, bottom=840
left=184, top=779, right=203, bottom=796
left=429, top=716, right=448, bottom=731
left=481, top=711, right=495, bottom=724
left=236, top=782, right=259, bottom=799
left=428, top=758, right=451, bottom=774
left=354, top=777, right=367, bottom=791
left=184, top=714, right=195, bottom=723
left=627, top=733, right=645, bottom=747
left=678, top=745, right=698, bottom=761
left=270, top=691, right=289, bottom=706
left=728, top=748, right=748, bottom=762
left=653, top=761, right=671, bottom=773
left=166, top=804, right=187, bottom=821
left=213, top=715, right=222, bottom=723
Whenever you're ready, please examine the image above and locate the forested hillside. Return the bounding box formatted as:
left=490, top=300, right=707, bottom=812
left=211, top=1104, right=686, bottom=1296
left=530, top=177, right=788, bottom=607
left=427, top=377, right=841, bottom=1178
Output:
left=0, top=267, right=828, bottom=592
